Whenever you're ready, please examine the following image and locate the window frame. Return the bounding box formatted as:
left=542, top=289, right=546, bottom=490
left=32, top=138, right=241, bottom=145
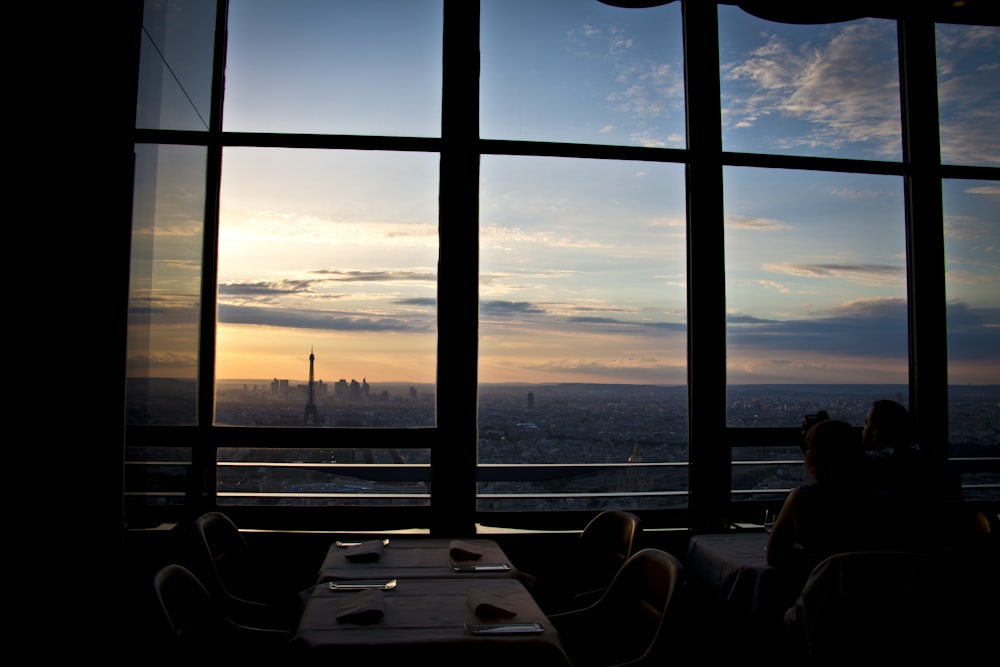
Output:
left=124, top=0, right=1000, bottom=534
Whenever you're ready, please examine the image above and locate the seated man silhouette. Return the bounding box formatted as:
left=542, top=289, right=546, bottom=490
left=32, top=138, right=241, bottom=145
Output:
left=862, top=399, right=964, bottom=550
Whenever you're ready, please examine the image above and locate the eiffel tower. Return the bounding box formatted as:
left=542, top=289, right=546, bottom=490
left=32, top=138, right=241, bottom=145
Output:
left=303, top=346, right=319, bottom=425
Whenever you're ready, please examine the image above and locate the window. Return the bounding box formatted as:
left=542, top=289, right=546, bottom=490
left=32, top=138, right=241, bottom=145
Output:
left=125, top=1, right=1000, bottom=532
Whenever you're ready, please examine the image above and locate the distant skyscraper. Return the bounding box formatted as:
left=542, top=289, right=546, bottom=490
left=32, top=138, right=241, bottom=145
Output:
left=304, top=347, right=319, bottom=425
left=527, top=392, right=534, bottom=409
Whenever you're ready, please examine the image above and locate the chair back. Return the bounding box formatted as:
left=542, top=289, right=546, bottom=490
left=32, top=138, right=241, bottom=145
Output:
left=551, top=548, right=687, bottom=667
left=784, top=551, right=930, bottom=665
left=786, top=542, right=999, bottom=665
left=575, top=509, right=643, bottom=596
left=153, top=563, right=291, bottom=660
left=190, top=511, right=303, bottom=630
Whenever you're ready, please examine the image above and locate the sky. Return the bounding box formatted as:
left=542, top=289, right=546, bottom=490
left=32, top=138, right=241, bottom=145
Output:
left=130, top=0, right=999, bottom=387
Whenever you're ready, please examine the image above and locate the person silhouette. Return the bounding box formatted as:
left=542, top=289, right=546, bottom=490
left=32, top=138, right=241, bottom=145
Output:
left=862, top=399, right=964, bottom=550
left=766, top=419, right=901, bottom=577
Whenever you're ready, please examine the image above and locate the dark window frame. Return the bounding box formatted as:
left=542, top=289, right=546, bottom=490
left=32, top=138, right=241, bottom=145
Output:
left=124, top=0, right=1000, bottom=534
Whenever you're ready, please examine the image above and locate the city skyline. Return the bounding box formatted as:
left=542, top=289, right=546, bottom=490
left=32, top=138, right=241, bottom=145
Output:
left=130, top=1, right=999, bottom=386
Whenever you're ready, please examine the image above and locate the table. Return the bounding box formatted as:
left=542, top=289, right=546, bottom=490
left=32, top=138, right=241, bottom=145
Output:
left=684, top=531, right=804, bottom=619
left=317, top=537, right=520, bottom=583
left=291, top=577, right=572, bottom=666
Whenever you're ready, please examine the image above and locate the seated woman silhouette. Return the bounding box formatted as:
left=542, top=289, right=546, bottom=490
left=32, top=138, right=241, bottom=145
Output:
left=766, top=419, right=903, bottom=577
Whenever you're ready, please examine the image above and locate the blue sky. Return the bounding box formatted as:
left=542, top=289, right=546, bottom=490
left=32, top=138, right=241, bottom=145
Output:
left=131, top=0, right=998, bottom=386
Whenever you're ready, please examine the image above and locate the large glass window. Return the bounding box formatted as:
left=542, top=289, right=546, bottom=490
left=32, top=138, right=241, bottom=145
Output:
left=125, top=144, right=206, bottom=425
left=481, top=0, right=684, bottom=148
left=125, top=1, right=1000, bottom=529
left=215, top=147, right=439, bottom=428
left=478, top=1, right=688, bottom=513
left=224, top=0, right=443, bottom=137
left=724, top=168, right=909, bottom=409
left=135, top=0, right=216, bottom=131
left=936, top=23, right=1000, bottom=168
left=719, top=8, right=901, bottom=161
left=943, top=178, right=1000, bottom=497
left=478, top=156, right=688, bottom=510
left=719, top=6, right=913, bottom=504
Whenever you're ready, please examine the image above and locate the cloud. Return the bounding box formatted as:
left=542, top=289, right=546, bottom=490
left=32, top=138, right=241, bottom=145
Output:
left=308, top=269, right=437, bottom=284
left=480, top=300, right=547, bottom=317
left=943, top=301, right=1000, bottom=359
left=757, top=279, right=792, bottom=293
left=723, top=21, right=903, bottom=157
left=524, top=357, right=687, bottom=384
left=125, top=351, right=199, bottom=372
left=571, top=18, right=684, bottom=148
left=480, top=300, right=686, bottom=336
left=965, top=185, right=1000, bottom=197
left=394, top=297, right=436, bottom=307
left=727, top=296, right=998, bottom=363
left=727, top=297, right=908, bottom=356
left=219, top=280, right=315, bottom=298
left=127, top=294, right=199, bottom=325
left=726, top=215, right=790, bottom=231
left=762, top=262, right=902, bottom=285
left=217, top=304, right=433, bottom=333
left=934, top=24, right=1000, bottom=166
left=567, top=316, right=686, bottom=333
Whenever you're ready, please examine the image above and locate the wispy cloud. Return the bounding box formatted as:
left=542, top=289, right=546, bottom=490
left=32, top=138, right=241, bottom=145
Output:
left=726, top=215, right=790, bottom=231
left=218, top=304, right=434, bottom=333
left=723, top=21, right=902, bottom=157
left=935, top=24, right=1000, bottom=166
left=763, top=262, right=902, bottom=285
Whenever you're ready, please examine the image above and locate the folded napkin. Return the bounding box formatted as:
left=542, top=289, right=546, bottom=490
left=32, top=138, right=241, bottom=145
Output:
left=336, top=588, right=385, bottom=624
left=343, top=540, right=385, bottom=563
left=467, top=590, right=518, bottom=619
left=450, top=539, right=484, bottom=561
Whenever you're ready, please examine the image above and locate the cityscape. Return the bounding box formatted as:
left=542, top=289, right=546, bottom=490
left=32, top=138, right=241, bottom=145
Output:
left=125, top=374, right=998, bottom=511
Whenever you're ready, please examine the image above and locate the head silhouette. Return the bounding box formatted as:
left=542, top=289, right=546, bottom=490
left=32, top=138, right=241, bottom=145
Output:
left=862, top=400, right=913, bottom=452
left=804, top=419, right=867, bottom=484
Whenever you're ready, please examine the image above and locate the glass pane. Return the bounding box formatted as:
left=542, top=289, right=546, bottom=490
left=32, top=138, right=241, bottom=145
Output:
left=479, top=156, right=688, bottom=509
left=224, top=0, right=443, bottom=137
left=725, top=167, right=909, bottom=427
left=217, top=448, right=431, bottom=507
left=943, top=179, right=1000, bottom=471
left=215, top=148, right=439, bottom=427
left=937, top=24, right=1000, bottom=167
left=719, top=7, right=901, bottom=161
left=126, top=144, right=206, bottom=425
left=481, top=0, right=684, bottom=148
left=123, top=446, right=193, bottom=522
left=136, top=0, right=217, bottom=131
left=732, top=445, right=810, bottom=503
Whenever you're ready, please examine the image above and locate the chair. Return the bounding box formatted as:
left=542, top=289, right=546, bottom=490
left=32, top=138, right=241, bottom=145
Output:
left=781, top=548, right=1000, bottom=666
left=536, top=510, right=643, bottom=613
left=153, top=563, right=293, bottom=661
left=189, top=511, right=305, bottom=631
left=548, top=548, right=688, bottom=667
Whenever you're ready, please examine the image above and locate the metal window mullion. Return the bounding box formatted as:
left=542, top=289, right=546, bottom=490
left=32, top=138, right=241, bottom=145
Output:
left=190, top=0, right=230, bottom=513
left=433, top=0, right=481, bottom=537
left=684, top=0, right=729, bottom=532
left=898, top=15, right=949, bottom=461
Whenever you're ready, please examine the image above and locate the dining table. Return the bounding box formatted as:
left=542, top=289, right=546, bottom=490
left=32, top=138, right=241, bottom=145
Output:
left=290, top=576, right=573, bottom=666
left=684, top=530, right=805, bottom=622
left=316, top=537, right=523, bottom=583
